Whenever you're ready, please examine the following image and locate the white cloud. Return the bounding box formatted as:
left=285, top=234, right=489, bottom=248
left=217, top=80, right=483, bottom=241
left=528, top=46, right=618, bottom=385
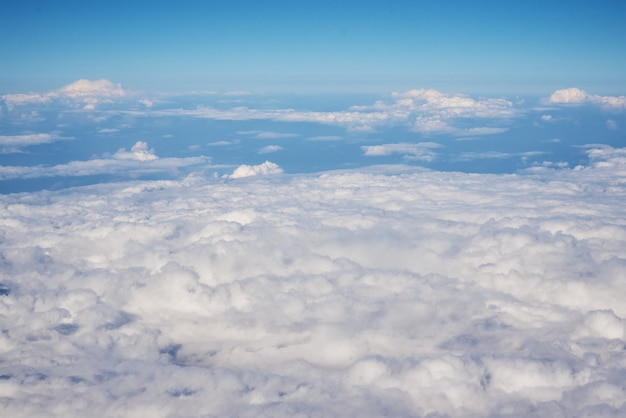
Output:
left=0, top=133, right=61, bottom=148
left=208, top=140, right=236, bottom=146
left=97, top=128, right=119, bottom=134
left=0, top=145, right=625, bottom=416
left=549, top=87, right=589, bottom=104
left=114, top=141, right=158, bottom=161
left=121, top=88, right=517, bottom=135
left=2, top=79, right=127, bottom=110
left=0, top=144, right=207, bottom=180
left=226, top=160, right=284, bottom=178
left=548, top=88, right=626, bottom=110
left=258, top=145, right=283, bottom=154
left=239, top=130, right=299, bottom=139
left=459, top=150, right=546, bottom=162
left=56, top=79, right=126, bottom=99
left=362, top=142, right=441, bottom=161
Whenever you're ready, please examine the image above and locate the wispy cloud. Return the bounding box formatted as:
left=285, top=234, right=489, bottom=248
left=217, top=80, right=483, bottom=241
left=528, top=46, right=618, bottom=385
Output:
left=238, top=130, right=299, bottom=139
left=258, top=145, right=283, bottom=154
left=0, top=141, right=206, bottom=180
left=0, top=133, right=64, bottom=150
left=362, top=142, right=442, bottom=161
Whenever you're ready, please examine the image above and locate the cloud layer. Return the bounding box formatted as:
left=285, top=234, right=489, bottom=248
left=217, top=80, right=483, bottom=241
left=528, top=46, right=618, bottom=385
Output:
left=0, top=145, right=625, bottom=417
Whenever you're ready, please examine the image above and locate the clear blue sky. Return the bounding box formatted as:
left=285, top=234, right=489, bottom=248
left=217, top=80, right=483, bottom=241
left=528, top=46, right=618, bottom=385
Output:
left=1, top=0, right=625, bottom=94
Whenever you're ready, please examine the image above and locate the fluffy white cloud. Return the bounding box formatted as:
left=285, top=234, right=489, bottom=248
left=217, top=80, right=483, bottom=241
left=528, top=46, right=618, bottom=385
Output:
left=113, top=141, right=158, bottom=161
left=0, top=145, right=625, bottom=416
left=226, top=160, right=283, bottom=178
left=56, top=79, right=126, bottom=99
left=2, top=79, right=127, bottom=110
left=548, top=88, right=626, bottom=110
left=549, top=87, right=589, bottom=104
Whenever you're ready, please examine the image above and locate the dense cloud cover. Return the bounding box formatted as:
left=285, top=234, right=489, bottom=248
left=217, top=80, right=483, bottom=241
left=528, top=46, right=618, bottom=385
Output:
left=1, top=146, right=625, bottom=417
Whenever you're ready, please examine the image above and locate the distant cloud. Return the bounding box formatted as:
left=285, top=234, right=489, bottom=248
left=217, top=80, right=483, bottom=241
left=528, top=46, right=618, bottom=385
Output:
left=123, top=88, right=517, bottom=135
left=2, top=79, right=127, bottom=110
left=0, top=140, right=206, bottom=180
left=114, top=141, right=158, bottom=161
left=208, top=140, right=235, bottom=146
left=259, top=145, right=283, bottom=154
left=458, top=150, right=546, bottom=161
left=238, top=130, right=299, bottom=139
left=362, top=142, right=441, bottom=161
left=226, top=161, right=283, bottom=178
left=548, top=88, right=626, bottom=110
left=0, top=133, right=60, bottom=147
left=606, top=119, right=618, bottom=130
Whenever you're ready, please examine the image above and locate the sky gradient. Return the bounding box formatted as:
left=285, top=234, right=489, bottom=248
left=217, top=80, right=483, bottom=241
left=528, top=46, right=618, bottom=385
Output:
left=2, top=0, right=626, bottom=94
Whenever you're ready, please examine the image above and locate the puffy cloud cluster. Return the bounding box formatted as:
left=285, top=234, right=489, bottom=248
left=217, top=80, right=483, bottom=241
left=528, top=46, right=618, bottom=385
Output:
left=0, top=145, right=625, bottom=416
left=226, top=160, right=283, bottom=178
left=113, top=141, right=158, bottom=161
left=1, top=79, right=127, bottom=110
left=548, top=88, right=626, bottom=110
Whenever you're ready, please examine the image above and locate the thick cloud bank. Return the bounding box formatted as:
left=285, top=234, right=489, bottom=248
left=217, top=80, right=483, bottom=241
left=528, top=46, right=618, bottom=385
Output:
left=1, top=147, right=625, bottom=417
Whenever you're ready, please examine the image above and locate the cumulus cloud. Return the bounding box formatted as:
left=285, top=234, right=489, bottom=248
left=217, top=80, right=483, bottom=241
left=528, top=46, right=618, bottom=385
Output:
left=2, top=79, right=127, bottom=110
left=548, top=88, right=626, bottom=110
left=0, top=145, right=625, bottom=416
left=113, top=141, right=158, bottom=161
left=226, top=160, right=284, bottom=178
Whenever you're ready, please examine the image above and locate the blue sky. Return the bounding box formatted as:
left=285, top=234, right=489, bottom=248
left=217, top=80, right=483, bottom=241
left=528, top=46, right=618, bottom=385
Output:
left=2, top=0, right=625, bottom=94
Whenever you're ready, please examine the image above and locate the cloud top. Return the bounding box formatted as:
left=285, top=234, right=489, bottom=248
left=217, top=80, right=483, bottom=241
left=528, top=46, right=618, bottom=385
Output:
left=2, top=79, right=127, bottom=110
left=114, top=141, right=158, bottom=161
left=548, top=87, right=626, bottom=110
left=226, top=160, right=283, bottom=178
